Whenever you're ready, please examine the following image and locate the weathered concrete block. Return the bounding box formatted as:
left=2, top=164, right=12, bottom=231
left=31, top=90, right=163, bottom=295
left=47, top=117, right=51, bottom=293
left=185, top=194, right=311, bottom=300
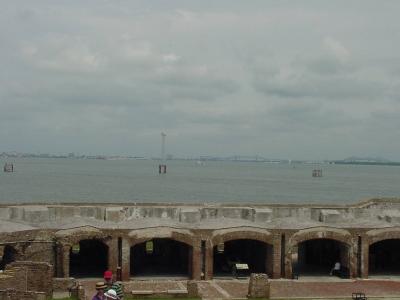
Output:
left=274, top=207, right=292, bottom=218
left=48, top=206, right=81, bottom=221
left=9, top=207, right=24, bottom=221
left=383, top=210, right=400, bottom=223
left=105, top=207, right=125, bottom=222
left=319, top=209, right=341, bottom=223
left=179, top=208, right=201, bottom=223
left=292, top=207, right=312, bottom=219
left=23, top=206, right=50, bottom=223
left=217, top=208, right=253, bottom=220
left=248, top=273, right=270, bottom=298
left=128, top=207, right=179, bottom=220
left=80, top=206, right=98, bottom=219
left=255, top=208, right=272, bottom=222
left=200, top=208, right=218, bottom=219
left=153, top=207, right=179, bottom=219
left=127, top=207, right=143, bottom=219
left=0, top=207, right=10, bottom=220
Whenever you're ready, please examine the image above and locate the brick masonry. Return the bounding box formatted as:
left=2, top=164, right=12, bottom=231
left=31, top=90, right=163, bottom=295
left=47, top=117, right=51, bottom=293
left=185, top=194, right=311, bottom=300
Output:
left=0, top=261, right=52, bottom=299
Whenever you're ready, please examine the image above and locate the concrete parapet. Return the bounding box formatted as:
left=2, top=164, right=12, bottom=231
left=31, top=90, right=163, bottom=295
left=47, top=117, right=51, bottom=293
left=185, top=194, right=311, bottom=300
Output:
left=0, top=207, right=10, bottom=220
left=127, top=207, right=180, bottom=220
left=319, top=209, right=341, bottom=223
left=179, top=208, right=201, bottom=223
left=382, top=210, right=400, bottom=223
left=200, top=207, right=218, bottom=219
left=273, top=207, right=293, bottom=218
left=9, top=206, right=24, bottom=221
left=23, top=206, right=50, bottom=223
left=217, top=207, right=254, bottom=221
left=0, top=198, right=400, bottom=228
left=80, top=206, right=104, bottom=220
left=254, top=208, right=272, bottom=223
left=105, top=207, right=125, bottom=222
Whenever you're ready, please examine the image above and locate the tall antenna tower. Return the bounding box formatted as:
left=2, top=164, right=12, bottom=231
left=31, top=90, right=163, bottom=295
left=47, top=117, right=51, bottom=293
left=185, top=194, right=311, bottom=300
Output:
left=159, top=132, right=167, bottom=174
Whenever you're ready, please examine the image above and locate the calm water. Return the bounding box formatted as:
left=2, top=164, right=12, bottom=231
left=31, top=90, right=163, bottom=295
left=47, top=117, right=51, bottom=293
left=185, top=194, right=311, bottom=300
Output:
left=0, top=158, right=399, bottom=204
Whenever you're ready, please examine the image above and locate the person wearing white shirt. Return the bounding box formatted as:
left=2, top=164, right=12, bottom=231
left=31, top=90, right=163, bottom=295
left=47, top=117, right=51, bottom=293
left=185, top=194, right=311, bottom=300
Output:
left=330, top=261, right=341, bottom=276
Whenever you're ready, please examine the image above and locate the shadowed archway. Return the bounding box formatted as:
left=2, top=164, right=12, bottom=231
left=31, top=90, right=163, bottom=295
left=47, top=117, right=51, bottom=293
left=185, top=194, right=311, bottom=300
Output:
left=130, top=238, right=192, bottom=278
left=294, top=238, right=350, bottom=277
left=69, top=239, right=108, bottom=278
left=369, top=239, right=400, bottom=275
left=0, top=245, right=18, bottom=270
left=213, top=239, right=271, bottom=277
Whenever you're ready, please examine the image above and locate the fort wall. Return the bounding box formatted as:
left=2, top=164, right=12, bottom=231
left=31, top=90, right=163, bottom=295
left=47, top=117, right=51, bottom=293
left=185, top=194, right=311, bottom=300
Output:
left=0, top=198, right=399, bottom=281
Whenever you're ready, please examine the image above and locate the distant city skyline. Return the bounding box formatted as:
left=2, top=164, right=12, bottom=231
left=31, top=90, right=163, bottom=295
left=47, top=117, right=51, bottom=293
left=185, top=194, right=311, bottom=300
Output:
left=1, top=150, right=398, bottom=164
left=1, top=1, right=400, bottom=160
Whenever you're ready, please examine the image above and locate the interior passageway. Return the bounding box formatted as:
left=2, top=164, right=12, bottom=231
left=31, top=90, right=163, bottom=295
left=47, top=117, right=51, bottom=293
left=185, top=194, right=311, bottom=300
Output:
left=369, top=239, right=400, bottom=275
left=213, top=239, right=271, bottom=277
left=295, top=239, right=349, bottom=277
left=131, top=238, right=191, bottom=278
left=69, top=239, right=108, bottom=278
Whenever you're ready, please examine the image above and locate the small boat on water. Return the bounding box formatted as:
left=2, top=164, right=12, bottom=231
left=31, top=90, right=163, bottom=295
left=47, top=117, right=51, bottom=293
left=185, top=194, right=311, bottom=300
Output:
left=3, top=163, right=14, bottom=172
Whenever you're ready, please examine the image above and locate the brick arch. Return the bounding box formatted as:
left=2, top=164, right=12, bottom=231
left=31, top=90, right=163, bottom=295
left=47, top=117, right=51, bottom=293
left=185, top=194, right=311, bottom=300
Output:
left=55, top=226, right=111, bottom=246
left=209, top=227, right=275, bottom=279
left=288, top=227, right=353, bottom=249
left=286, top=227, right=356, bottom=279
left=128, top=227, right=195, bottom=247
left=363, top=227, right=400, bottom=278
left=366, top=227, right=400, bottom=246
left=55, top=226, right=112, bottom=278
left=211, top=227, right=273, bottom=246
left=128, top=227, right=197, bottom=280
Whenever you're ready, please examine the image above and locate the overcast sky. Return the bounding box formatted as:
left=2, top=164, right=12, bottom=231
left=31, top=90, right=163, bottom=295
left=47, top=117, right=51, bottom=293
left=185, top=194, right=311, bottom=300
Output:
left=1, top=1, right=400, bottom=160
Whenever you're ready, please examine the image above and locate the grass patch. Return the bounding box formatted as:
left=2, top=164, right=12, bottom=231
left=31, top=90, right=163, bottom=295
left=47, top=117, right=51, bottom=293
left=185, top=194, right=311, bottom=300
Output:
left=125, top=298, right=200, bottom=300
left=52, top=295, right=201, bottom=300
left=51, top=296, right=200, bottom=300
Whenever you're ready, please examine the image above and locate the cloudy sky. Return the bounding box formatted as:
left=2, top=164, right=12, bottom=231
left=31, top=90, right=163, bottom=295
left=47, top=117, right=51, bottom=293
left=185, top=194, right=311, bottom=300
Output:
left=1, top=1, right=400, bottom=160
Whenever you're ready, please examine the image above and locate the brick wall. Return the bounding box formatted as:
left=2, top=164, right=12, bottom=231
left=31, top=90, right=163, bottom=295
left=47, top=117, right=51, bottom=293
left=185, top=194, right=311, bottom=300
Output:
left=0, top=289, right=46, bottom=300
left=0, top=261, right=53, bottom=298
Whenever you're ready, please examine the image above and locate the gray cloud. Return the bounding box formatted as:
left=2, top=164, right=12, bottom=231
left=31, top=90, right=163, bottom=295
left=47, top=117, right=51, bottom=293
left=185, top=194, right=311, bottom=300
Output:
left=1, top=1, right=400, bottom=160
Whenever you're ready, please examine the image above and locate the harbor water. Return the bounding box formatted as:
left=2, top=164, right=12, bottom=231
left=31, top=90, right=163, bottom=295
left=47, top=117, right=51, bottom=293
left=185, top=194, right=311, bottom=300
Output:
left=1, top=158, right=399, bottom=204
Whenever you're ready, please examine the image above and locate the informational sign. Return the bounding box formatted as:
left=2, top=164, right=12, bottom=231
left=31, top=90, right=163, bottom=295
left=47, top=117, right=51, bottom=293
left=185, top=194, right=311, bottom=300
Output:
left=146, top=240, right=153, bottom=254
left=71, top=244, right=80, bottom=254
left=235, top=263, right=249, bottom=270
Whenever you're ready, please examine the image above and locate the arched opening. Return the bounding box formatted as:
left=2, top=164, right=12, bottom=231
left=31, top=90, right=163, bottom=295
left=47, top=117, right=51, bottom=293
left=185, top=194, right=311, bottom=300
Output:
left=0, top=245, right=18, bottom=270
left=213, top=239, right=271, bottom=277
left=130, top=238, right=191, bottom=278
left=69, top=239, right=108, bottom=278
left=369, top=239, right=400, bottom=275
left=295, top=239, right=350, bottom=277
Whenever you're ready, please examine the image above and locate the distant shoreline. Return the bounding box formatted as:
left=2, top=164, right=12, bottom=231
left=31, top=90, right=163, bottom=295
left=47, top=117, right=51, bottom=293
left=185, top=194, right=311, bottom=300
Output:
left=332, top=161, right=400, bottom=167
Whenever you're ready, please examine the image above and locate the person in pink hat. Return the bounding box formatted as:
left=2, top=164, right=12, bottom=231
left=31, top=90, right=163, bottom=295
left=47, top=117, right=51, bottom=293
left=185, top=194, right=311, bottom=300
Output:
left=103, top=270, right=124, bottom=299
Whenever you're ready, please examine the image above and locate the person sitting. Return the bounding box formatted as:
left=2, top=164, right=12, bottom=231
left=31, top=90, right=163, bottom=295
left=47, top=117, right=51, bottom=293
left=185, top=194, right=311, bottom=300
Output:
left=92, top=282, right=106, bottom=300
left=330, top=261, right=341, bottom=277
left=104, top=270, right=124, bottom=299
